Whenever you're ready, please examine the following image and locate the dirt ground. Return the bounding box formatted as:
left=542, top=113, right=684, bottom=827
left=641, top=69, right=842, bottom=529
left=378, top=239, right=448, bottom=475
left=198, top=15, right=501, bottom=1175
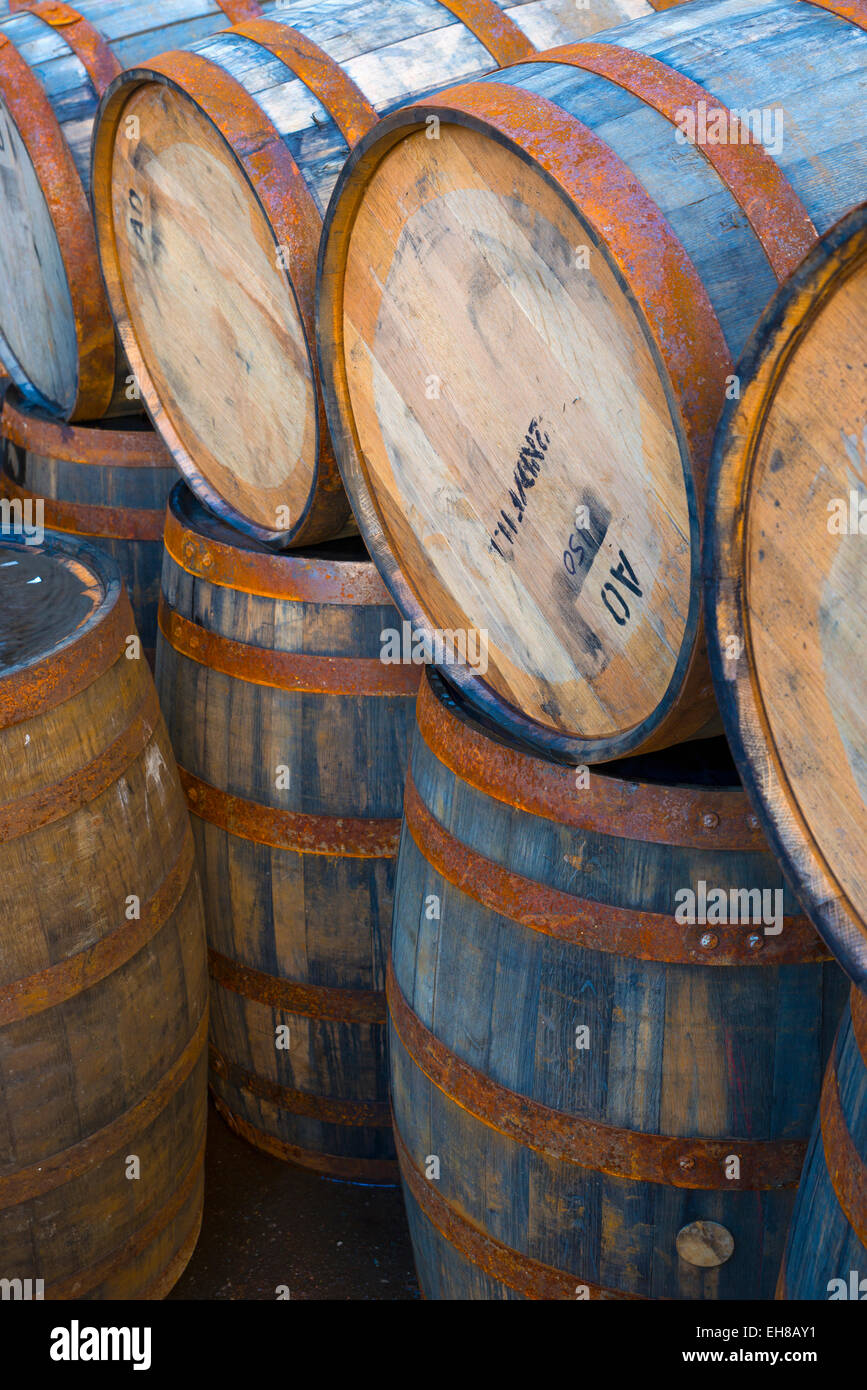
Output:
left=169, top=1103, right=419, bottom=1301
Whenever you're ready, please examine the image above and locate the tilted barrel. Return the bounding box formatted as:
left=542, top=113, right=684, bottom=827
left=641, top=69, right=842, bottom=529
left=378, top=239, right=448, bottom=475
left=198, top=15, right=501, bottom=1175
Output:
left=0, top=531, right=208, bottom=1299
left=156, top=483, right=419, bottom=1180
left=390, top=669, right=846, bottom=1299
left=706, top=202, right=867, bottom=989
left=91, top=0, right=664, bottom=547
left=1, top=389, right=177, bottom=663
left=0, top=0, right=281, bottom=421
left=778, top=987, right=867, bottom=1300
left=318, top=0, right=867, bottom=762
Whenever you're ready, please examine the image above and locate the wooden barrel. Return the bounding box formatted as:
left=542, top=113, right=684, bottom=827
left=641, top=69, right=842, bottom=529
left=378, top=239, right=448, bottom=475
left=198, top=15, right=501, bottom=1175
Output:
left=318, top=0, right=867, bottom=763
left=390, top=668, right=847, bottom=1299
left=0, top=389, right=177, bottom=663
left=0, top=530, right=208, bottom=1299
left=777, top=986, right=867, bottom=1300
left=91, top=0, right=662, bottom=548
left=706, top=203, right=867, bottom=990
left=0, top=1, right=282, bottom=422
left=156, top=482, right=420, bottom=1180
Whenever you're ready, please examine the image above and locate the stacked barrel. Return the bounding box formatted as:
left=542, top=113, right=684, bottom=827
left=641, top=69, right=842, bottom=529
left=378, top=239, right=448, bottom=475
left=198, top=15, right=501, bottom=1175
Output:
left=4, top=0, right=671, bottom=1298
left=707, top=201, right=867, bottom=1299
left=4, top=0, right=866, bottom=1304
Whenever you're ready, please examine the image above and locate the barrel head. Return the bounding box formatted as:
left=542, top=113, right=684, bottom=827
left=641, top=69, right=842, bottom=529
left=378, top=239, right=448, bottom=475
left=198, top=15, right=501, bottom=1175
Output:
left=706, top=202, right=867, bottom=987
left=319, top=108, right=703, bottom=762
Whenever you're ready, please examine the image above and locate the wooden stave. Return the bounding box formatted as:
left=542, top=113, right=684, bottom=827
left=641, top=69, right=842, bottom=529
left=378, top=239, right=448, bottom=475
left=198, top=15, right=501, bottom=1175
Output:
left=0, top=1, right=282, bottom=422
left=316, top=0, right=867, bottom=763
left=0, top=530, right=208, bottom=1299
left=155, top=482, right=419, bottom=1179
left=89, top=0, right=658, bottom=550
left=389, top=668, right=847, bottom=1300
left=0, top=389, right=177, bottom=662
left=777, top=987, right=867, bottom=1299
left=705, top=202, right=867, bottom=991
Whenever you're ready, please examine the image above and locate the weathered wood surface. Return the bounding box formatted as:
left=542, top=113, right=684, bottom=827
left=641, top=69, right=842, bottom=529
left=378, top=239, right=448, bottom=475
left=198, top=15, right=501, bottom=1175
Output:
left=389, top=669, right=847, bottom=1299
left=0, top=1, right=282, bottom=421
left=706, top=202, right=867, bottom=990
left=92, top=0, right=657, bottom=548
left=156, top=482, right=419, bottom=1179
left=0, top=389, right=176, bottom=661
left=318, top=0, right=867, bottom=763
left=0, top=531, right=208, bottom=1299
left=778, top=987, right=867, bottom=1300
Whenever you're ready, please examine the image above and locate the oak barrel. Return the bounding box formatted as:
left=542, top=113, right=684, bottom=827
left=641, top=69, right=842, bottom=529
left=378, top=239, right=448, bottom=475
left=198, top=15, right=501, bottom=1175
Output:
left=156, top=482, right=420, bottom=1180
left=1, top=389, right=177, bottom=663
left=0, top=531, right=208, bottom=1299
left=318, top=0, right=867, bottom=763
left=0, top=0, right=282, bottom=421
left=389, top=668, right=847, bottom=1299
left=91, top=0, right=662, bottom=548
left=706, top=203, right=867, bottom=990
left=778, top=986, right=867, bottom=1300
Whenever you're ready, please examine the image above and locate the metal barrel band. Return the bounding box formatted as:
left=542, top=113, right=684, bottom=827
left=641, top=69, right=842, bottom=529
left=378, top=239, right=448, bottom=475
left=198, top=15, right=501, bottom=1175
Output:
left=212, top=1098, right=399, bottom=1182
left=416, top=673, right=770, bottom=853
left=0, top=582, right=132, bottom=728
left=28, top=2, right=122, bottom=95
left=0, top=1009, right=208, bottom=1209
left=209, top=1044, right=392, bottom=1127
left=231, top=19, right=378, bottom=145
left=388, top=958, right=806, bottom=1190
left=800, top=0, right=867, bottom=28
left=1, top=477, right=164, bottom=542
left=0, top=28, right=115, bottom=419
left=216, top=0, right=264, bottom=21
left=181, top=767, right=401, bottom=859
left=393, top=1125, right=641, bottom=1300
left=48, top=1131, right=206, bottom=1299
left=403, top=770, right=826, bottom=966
left=159, top=601, right=421, bottom=697
left=163, top=499, right=392, bottom=605
left=422, top=80, right=732, bottom=478
left=0, top=680, right=162, bottom=841
left=819, top=1006, right=867, bottom=1248
left=1, top=394, right=172, bottom=467
left=209, top=948, right=387, bottom=1025
left=0, top=825, right=194, bottom=1024
left=529, top=41, right=816, bottom=282
left=436, top=0, right=536, bottom=65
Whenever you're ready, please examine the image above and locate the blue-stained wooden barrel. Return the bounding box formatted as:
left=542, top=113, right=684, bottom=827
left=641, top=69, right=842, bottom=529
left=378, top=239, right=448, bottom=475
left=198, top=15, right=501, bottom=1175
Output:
left=0, top=389, right=177, bottom=663
left=156, top=482, right=420, bottom=1180
left=0, top=0, right=282, bottom=421
left=319, top=0, right=867, bottom=765
left=90, top=0, right=659, bottom=548
left=389, top=669, right=848, bottom=1299
left=778, top=987, right=867, bottom=1300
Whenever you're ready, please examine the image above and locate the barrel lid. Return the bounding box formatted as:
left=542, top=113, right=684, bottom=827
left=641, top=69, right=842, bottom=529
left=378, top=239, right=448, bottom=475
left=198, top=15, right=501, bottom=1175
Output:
left=706, top=201, right=867, bottom=987
left=0, top=530, right=127, bottom=726
left=318, top=92, right=708, bottom=765
left=164, top=481, right=391, bottom=607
